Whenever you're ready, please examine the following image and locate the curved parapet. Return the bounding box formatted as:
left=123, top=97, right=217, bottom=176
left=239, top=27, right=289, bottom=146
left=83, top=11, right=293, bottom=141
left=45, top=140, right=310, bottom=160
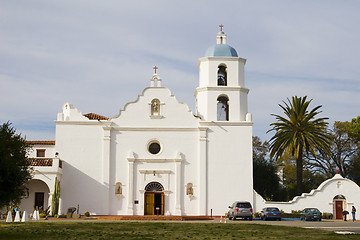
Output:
left=111, top=86, right=198, bottom=127
left=254, top=174, right=360, bottom=214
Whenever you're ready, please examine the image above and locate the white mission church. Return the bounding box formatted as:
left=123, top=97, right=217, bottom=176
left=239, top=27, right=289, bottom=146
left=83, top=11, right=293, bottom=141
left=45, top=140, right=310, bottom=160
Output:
left=23, top=29, right=360, bottom=218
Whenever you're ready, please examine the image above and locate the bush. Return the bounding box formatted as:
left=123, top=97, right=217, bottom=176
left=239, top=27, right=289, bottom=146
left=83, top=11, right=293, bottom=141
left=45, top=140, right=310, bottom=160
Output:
left=84, top=211, right=90, bottom=217
left=281, top=210, right=301, bottom=218
left=39, top=213, right=46, bottom=218
left=254, top=212, right=261, bottom=218
left=322, top=212, right=333, bottom=219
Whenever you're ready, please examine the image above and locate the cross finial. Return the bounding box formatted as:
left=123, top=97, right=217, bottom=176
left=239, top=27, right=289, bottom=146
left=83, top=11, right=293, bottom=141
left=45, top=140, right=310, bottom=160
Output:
left=219, top=24, right=224, bottom=32
left=153, top=66, right=158, bottom=74
left=336, top=169, right=339, bottom=174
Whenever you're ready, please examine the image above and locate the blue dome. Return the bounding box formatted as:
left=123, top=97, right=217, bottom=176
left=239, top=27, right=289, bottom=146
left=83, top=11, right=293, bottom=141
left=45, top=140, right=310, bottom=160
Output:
left=205, top=44, right=238, bottom=57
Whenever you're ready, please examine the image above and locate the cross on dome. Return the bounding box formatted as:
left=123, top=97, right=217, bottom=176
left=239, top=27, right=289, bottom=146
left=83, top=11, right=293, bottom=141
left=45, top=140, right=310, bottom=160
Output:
left=219, top=24, right=224, bottom=32
left=153, top=66, right=158, bottom=74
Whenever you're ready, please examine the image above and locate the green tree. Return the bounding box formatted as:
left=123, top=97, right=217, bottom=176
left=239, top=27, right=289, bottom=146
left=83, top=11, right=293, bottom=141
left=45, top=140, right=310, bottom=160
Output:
left=348, top=116, right=360, bottom=184
left=0, top=122, right=32, bottom=208
left=253, top=136, right=282, bottom=200
left=267, top=96, right=331, bottom=195
left=277, top=152, right=326, bottom=201
left=306, top=121, right=359, bottom=178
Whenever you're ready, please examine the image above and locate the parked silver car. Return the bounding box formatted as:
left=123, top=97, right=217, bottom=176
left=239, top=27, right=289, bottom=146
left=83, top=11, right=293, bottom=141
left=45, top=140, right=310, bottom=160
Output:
left=260, top=207, right=282, bottom=221
left=228, top=201, right=253, bottom=220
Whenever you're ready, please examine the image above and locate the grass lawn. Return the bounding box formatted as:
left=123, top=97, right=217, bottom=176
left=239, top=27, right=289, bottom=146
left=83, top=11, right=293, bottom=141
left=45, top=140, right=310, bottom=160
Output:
left=0, top=221, right=358, bottom=240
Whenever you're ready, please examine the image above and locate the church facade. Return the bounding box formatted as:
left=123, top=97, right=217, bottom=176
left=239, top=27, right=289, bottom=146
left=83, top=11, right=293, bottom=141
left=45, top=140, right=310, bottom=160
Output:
left=23, top=30, right=254, bottom=216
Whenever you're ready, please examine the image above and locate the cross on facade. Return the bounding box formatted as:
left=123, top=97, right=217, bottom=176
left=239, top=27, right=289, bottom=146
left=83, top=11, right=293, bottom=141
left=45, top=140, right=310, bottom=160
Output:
left=219, top=24, right=224, bottom=32
left=153, top=66, right=158, bottom=74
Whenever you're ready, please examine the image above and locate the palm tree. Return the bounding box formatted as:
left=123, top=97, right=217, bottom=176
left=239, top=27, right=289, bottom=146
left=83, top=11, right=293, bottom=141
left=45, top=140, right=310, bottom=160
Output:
left=267, top=96, right=331, bottom=195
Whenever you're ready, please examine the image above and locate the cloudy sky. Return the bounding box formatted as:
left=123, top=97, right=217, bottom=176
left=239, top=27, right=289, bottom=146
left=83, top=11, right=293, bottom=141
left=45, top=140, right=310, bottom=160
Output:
left=1, top=0, right=359, bottom=141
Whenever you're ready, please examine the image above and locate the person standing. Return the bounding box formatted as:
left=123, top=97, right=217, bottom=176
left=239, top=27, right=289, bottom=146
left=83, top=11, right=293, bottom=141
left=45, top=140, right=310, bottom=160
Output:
left=352, top=206, right=356, bottom=222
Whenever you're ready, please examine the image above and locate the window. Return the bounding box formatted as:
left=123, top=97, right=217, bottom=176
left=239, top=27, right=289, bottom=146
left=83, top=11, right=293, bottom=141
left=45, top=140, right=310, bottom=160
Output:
left=217, top=65, right=227, bottom=86
left=36, top=149, right=45, bottom=157
left=145, top=182, right=164, bottom=192
left=217, top=96, right=229, bottom=121
left=148, top=141, right=161, bottom=155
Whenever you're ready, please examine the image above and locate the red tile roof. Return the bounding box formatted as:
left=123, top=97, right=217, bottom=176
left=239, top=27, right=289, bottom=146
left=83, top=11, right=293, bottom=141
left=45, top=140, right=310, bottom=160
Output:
left=83, top=113, right=109, bottom=120
left=26, top=141, right=55, bottom=145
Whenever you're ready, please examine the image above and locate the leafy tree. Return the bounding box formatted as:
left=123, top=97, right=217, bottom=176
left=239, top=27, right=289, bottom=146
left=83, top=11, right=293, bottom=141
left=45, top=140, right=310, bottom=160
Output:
left=349, top=116, right=360, bottom=140
left=277, top=152, right=326, bottom=201
left=347, top=116, right=360, bottom=184
left=253, top=136, right=282, bottom=200
left=0, top=122, right=32, bottom=208
left=306, top=121, right=359, bottom=178
left=267, top=96, right=331, bottom=195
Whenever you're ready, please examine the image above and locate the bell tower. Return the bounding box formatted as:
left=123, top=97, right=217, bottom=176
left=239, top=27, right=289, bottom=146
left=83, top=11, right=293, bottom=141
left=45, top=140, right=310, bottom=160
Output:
left=196, top=27, right=254, bottom=216
left=195, top=28, right=250, bottom=122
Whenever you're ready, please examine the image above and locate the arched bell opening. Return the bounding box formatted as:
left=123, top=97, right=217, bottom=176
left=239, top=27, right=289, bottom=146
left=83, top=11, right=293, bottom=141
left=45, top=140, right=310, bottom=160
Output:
left=217, top=95, right=229, bottom=121
left=217, top=65, right=227, bottom=86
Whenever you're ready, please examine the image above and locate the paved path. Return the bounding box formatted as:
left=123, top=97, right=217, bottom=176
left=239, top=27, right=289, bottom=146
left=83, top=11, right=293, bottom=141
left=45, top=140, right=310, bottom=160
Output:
left=222, top=219, right=360, bottom=234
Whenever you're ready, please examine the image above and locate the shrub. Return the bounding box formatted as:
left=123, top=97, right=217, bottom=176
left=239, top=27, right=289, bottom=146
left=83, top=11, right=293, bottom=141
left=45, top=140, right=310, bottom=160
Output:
left=84, top=211, right=90, bottom=217
left=39, top=213, right=46, bottom=218
left=322, top=212, right=333, bottom=219
left=254, top=212, right=261, bottom=218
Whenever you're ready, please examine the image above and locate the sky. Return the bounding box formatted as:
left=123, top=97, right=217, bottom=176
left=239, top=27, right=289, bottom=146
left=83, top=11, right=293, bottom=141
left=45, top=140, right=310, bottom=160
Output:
left=1, top=0, right=359, bottom=142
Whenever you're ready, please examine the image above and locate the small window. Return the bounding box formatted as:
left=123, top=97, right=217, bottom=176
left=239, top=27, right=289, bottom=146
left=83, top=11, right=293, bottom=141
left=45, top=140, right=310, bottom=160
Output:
left=36, top=149, right=45, bottom=157
left=148, top=142, right=161, bottom=155
left=145, top=182, right=164, bottom=192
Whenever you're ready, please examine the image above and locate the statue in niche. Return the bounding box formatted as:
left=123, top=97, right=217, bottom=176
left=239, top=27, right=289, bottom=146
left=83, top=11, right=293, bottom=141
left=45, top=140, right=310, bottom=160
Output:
left=151, top=99, right=160, bottom=115
left=186, top=183, right=193, bottom=196
left=115, top=182, right=122, bottom=195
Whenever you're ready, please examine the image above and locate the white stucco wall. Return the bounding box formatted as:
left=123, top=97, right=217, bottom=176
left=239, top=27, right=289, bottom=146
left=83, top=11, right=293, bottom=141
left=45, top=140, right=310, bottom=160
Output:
left=253, top=174, right=360, bottom=218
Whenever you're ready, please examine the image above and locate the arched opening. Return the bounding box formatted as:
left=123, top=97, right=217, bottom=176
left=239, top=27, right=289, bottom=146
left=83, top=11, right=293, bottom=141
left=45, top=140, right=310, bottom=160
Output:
left=217, top=65, right=227, bottom=86
left=151, top=99, right=160, bottom=116
left=144, top=182, right=164, bottom=215
left=20, top=179, right=50, bottom=213
left=217, top=95, right=229, bottom=121
left=333, top=195, right=346, bottom=219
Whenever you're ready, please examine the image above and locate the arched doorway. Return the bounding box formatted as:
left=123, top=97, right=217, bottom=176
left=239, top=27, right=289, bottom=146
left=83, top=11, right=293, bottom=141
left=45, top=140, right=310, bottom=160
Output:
left=144, top=182, right=164, bottom=215
left=20, top=179, right=50, bottom=213
left=333, top=195, right=346, bottom=219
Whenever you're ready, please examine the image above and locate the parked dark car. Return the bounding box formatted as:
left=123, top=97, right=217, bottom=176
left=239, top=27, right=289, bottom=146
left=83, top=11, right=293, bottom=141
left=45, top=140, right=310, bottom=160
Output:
left=300, top=208, right=322, bottom=221
left=260, top=207, right=282, bottom=221
left=228, top=201, right=253, bottom=220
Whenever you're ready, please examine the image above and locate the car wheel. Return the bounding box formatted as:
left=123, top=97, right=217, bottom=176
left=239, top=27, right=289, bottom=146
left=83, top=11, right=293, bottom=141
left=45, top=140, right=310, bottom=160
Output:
left=278, top=218, right=281, bottom=221
left=233, top=216, right=236, bottom=221
left=228, top=216, right=232, bottom=220
left=249, top=216, right=253, bottom=221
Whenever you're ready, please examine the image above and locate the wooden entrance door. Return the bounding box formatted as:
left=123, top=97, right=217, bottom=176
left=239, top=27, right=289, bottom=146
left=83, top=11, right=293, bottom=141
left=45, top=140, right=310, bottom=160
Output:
left=144, top=192, right=164, bottom=215
left=34, top=192, right=44, bottom=210
left=335, top=200, right=343, bottom=219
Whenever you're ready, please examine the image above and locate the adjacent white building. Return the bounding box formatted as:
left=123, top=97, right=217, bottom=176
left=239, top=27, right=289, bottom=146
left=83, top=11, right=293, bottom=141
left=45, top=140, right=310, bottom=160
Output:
left=22, top=30, right=360, bottom=219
